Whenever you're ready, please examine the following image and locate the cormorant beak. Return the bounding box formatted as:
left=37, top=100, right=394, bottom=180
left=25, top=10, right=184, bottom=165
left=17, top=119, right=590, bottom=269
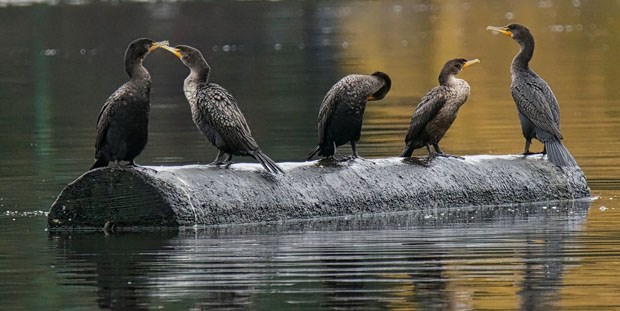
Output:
left=486, top=26, right=512, bottom=37
left=149, top=40, right=170, bottom=52
left=161, top=45, right=183, bottom=59
left=368, top=93, right=385, bottom=101
left=463, top=59, right=481, bottom=69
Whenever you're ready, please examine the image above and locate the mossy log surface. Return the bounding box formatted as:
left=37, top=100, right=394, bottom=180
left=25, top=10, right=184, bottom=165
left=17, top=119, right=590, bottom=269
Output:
left=47, top=155, right=590, bottom=230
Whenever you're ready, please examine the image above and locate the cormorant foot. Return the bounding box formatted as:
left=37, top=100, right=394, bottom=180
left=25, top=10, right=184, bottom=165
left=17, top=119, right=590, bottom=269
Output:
left=441, top=153, right=465, bottom=160
left=402, top=157, right=432, bottom=167
left=316, top=157, right=339, bottom=167
left=436, top=153, right=464, bottom=160
left=336, top=155, right=358, bottom=162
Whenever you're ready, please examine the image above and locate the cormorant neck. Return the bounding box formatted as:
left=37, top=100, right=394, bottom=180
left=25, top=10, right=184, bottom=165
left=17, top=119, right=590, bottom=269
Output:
left=190, top=67, right=210, bottom=83
left=439, top=73, right=457, bottom=86
left=189, top=59, right=211, bottom=84
left=126, top=57, right=150, bottom=80
left=184, top=62, right=211, bottom=102
left=512, top=33, right=535, bottom=70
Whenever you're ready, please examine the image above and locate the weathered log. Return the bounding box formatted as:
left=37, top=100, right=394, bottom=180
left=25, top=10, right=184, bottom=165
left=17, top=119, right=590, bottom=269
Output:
left=47, top=155, right=590, bottom=230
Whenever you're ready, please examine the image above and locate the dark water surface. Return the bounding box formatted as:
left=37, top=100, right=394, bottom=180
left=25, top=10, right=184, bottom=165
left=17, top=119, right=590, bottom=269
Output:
left=1, top=0, right=620, bottom=310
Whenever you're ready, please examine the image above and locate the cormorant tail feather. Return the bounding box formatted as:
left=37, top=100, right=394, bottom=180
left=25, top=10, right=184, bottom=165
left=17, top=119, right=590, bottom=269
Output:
left=254, top=151, right=285, bottom=174
left=90, top=158, right=109, bottom=170
left=545, top=140, right=577, bottom=167
left=306, top=146, right=321, bottom=161
left=400, top=145, right=414, bottom=158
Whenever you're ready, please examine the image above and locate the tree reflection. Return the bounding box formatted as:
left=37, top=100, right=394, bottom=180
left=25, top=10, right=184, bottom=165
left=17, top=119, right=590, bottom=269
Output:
left=49, top=232, right=177, bottom=310
left=518, top=202, right=579, bottom=311
left=405, top=246, right=452, bottom=310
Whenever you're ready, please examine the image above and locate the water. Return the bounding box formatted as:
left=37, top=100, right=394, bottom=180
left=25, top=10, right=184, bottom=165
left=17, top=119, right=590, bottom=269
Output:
left=1, top=0, right=620, bottom=310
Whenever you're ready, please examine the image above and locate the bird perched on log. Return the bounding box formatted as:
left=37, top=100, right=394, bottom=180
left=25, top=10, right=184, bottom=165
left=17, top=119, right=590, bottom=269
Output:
left=400, top=58, right=480, bottom=158
left=306, top=72, right=391, bottom=160
left=487, top=23, right=577, bottom=167
left=161, top=44, right=284, bottom=174
left=90, top=38, right=167, bottom=170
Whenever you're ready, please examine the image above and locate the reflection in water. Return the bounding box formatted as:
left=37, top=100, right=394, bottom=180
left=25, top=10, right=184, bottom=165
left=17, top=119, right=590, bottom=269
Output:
left=518, top=228, right=568, bottom=311
left=405, top=246, right=451, bottom=311
left=51, top=232, right=177, bottom=310
left=48, top=200, right=590, bottom=310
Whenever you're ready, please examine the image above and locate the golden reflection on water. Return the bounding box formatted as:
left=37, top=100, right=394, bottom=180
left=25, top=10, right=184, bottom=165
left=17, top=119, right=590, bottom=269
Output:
left=560, top=195, right=620, bottom=310
left=323, top=1, right=620, bottom=309
left=332, top=0, right=620, bottom=182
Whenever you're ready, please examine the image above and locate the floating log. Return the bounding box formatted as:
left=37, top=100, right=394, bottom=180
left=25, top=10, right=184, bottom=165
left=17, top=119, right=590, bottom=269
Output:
left=47, top=155, right=590, bottom=230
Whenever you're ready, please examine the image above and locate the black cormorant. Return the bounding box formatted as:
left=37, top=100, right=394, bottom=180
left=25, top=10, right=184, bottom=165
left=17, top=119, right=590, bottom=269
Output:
left=306, top=72, right=391, bottom=160
left=161, top=45, right=284, bottom=174
left=487, top=23, right=577, bottom=167
left=400, top=58, right=480, bottom=158
left=90, top=38, right=167, bottom=170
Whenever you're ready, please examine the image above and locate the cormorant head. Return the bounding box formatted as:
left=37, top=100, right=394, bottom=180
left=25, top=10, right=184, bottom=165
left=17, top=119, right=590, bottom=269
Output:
left=486, top=23, right=533, bottom=45
left=368, top=71, right=391, bottom=101
left=161, top=44, right=210, bottom=73
left=124, top=38, right=168, bottom=77
left=438, top=58, right=480, bottom=85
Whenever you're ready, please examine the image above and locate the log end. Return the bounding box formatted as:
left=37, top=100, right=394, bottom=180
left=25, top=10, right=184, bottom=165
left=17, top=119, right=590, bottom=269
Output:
left=48, top=166, right=181, bottom=230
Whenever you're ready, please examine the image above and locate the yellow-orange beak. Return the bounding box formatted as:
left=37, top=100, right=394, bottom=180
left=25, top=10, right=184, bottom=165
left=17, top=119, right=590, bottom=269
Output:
left=161, top=45, right=182, bottom=59
left=148, top=40, right=169, bottom=52
left=486, top=25, right=512, bottom=37
left=463, top=58, right=481, bottom=69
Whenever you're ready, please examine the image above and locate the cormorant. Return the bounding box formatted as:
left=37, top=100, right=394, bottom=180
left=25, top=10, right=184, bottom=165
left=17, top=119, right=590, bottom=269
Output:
left=90, top=38, right=167, bottom=170
left=486, top=23, right=577, bottom=167
left=161, top=45, right=284, bottom=174
left=400, top=58, right=480, bottom=158
left=306, top=72, right=391, bottom=160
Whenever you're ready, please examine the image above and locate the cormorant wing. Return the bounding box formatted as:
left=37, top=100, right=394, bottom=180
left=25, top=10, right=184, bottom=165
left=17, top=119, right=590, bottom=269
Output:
left=511, top=79, right=563, bottom=139
left=316, top=89, right=337, bottom=146
left=94, top=86, right=127, bottom=152
left=537, top=76, right=561, bottom=124
left=199, top=84, right=260, bottom=152
left=405, top=86, right=446, bottom=142
left=94, top=105, right=111, bottom=152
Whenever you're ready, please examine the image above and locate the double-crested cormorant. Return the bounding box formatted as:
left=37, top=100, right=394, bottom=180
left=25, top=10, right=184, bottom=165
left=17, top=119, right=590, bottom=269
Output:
left=90, top=38, right=167, bottom=170
left=306, top=72, right=391, bottom=160
left=487, top=23, right=577, bottom=167
left=400, top=58, right=480, bottom=158
left=161, top=45, right=284, bottom=174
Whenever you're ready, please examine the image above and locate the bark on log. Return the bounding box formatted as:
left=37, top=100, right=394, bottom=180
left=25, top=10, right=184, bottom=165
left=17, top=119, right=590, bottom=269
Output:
left=47, top=155, right=590, bottom=230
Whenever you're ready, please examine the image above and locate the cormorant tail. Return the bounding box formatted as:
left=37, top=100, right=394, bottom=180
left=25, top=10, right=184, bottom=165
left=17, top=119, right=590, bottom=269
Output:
left=254, top=151, right=285, bottom=174
left=90, top=158, right=109, bottom=170
left=544, top=140, right=577, bottom=167
left=400, top=145, right=414, bottom=158
left=306, top=146, right=321, bottom=161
